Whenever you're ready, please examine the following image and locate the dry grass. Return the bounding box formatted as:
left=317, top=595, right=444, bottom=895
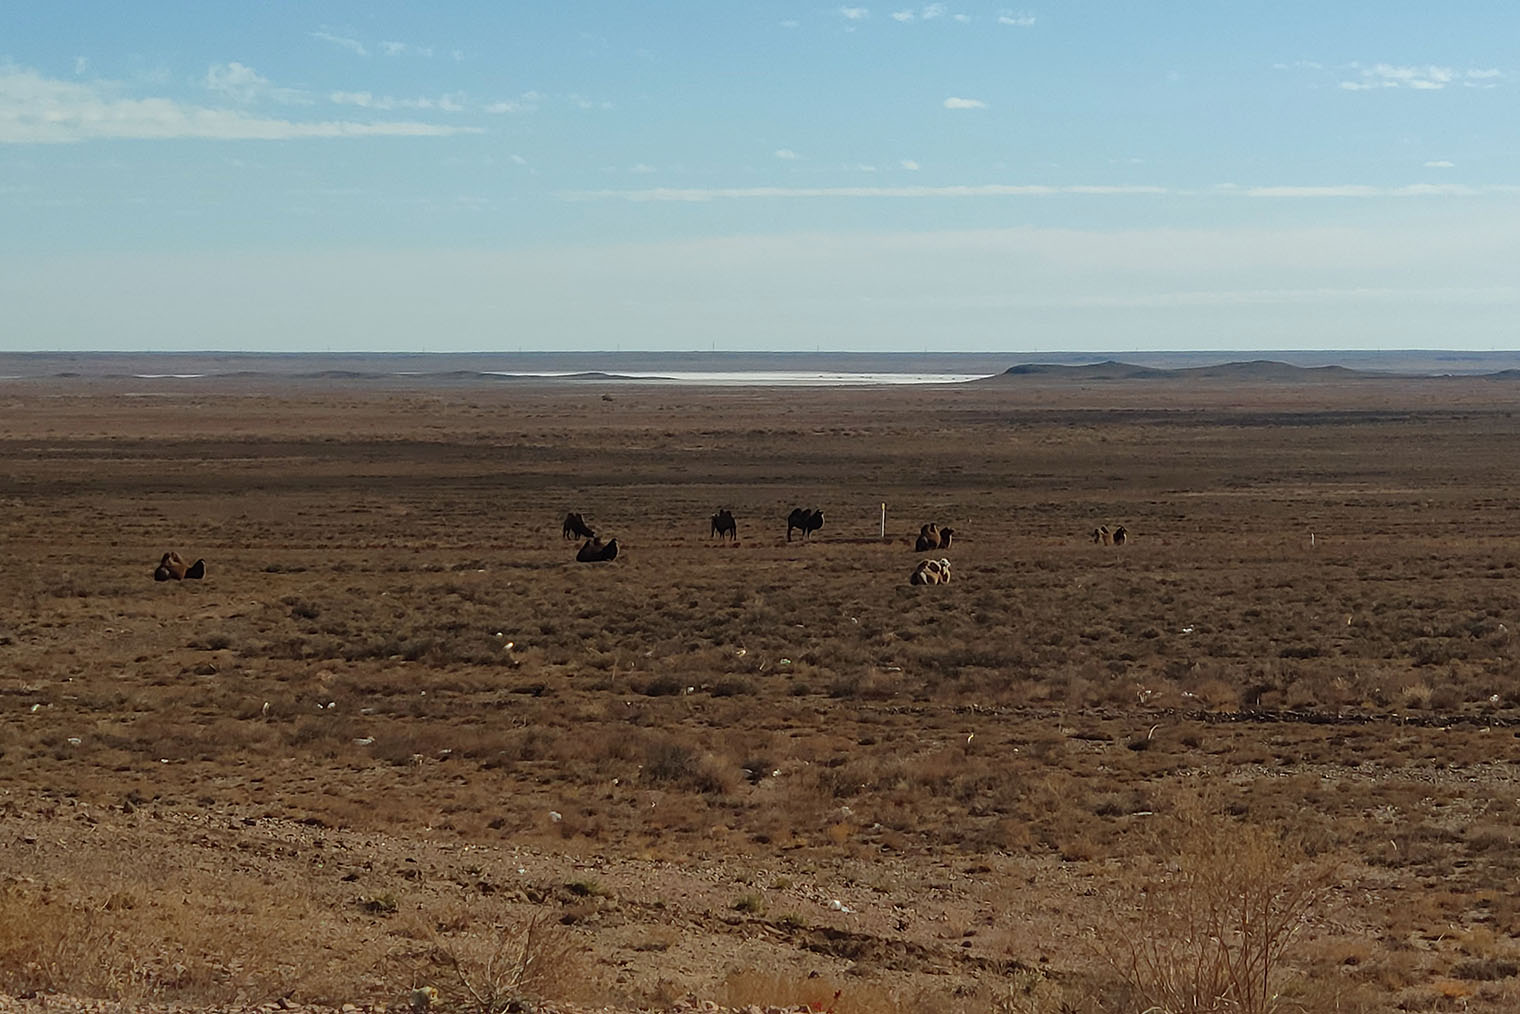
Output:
left=1093, top=799, right=1336, bottom=1014
left=5, top=376, right=1520, bottom=1010
left=422, top=909, right=586, bottom=1014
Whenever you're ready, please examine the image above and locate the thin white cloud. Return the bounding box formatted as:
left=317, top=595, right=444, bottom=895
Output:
left=564, top=181, right=1520, bottom=203
left=774, top=147, right=800, bottom=160
left=330, top=90, right=467, bottom=112
left=840, top=7, right=870, bottom=20
left=310, top=30, right=368, bottom=56
left=998, top=11, right=1036, bottom=27
left=509, top=153, right=527, bottom=165
left=205, top=62, right=268, bottom=103
left=484, top=91, right=543, bottom=114
left=943, top=96, right=987, bottom=109
left=1339, top=62, right=1502, bottom=91
left=380, top=41, right=434, bottom=58
left=893, top=5, right=981, bottom=23
left=780, top=19, right=800, bottom=28
left=562, top=184, right=1169, bottom=202
left=1424, top=160, right=1455, bottom=169
left=205, top=62, right=309, bottom=105
left=1243, top=184, right=1481, bottom=198
left=0, top=67, right=479, bottom=143
left=73, top=56, right=89, bottom=75
left=900, top=159, right=920, bottom=171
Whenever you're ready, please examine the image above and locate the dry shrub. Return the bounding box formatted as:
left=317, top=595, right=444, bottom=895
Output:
left=1094, top=804, right=1335, bottom=1014
left=0, top=883, right=124, bottom=998
left=424, top=909, right=585, bottom=1014
left=0, top=875, right=338, bottom=1004
left=638, top=733, right=739, bottom=794
left=719, top=966, right=903, bottom=1014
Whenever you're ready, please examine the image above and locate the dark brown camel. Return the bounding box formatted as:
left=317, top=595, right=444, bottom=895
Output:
left=916, top=522, right=956, bottom=551
left=787, top=508, right=824, bottom=542
left=711, top=509, right=737, bottom=541
left=563, top=512, right=596, bottom=540
left=576, top=537, right=620, bottom=562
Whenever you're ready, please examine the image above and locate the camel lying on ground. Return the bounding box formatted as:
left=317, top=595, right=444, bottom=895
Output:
left=916, top=523, right=955, bottom=551
left=908, top=558, right=952, bottom=586
left=1092, top=524, right=1128, bottom=546
left=576, top=537, right=620, bottom=562
left=154, top=551, right=206, bottom=582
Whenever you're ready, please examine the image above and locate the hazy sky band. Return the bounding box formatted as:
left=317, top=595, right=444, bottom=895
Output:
left=3, top=2, right=1517, bottom=351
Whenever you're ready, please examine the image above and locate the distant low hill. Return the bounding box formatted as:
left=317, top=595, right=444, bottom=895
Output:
left=996, top=360, right=1386, bottom=382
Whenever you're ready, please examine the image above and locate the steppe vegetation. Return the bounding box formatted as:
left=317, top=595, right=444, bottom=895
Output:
left=4, top=371, right=1520, bottom=1012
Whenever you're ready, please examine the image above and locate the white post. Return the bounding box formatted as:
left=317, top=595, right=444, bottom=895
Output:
left=880, top=503, right=886, bottom=539
left=1310, top=531, right=1315, bottom=548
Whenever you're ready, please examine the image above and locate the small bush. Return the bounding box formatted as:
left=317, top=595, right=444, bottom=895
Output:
left=1094, top=805, right=1334, bottom=1014
left=731, top=893, right=764, bottom=915
left=427, top=910, right=584, bottom=1014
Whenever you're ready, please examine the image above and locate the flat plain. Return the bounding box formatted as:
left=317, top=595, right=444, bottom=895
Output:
left=4, top=369, right=1520, bottom=1013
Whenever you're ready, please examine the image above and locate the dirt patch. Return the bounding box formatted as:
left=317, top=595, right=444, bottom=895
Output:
left=3, top=376, right=1520, bottom=1012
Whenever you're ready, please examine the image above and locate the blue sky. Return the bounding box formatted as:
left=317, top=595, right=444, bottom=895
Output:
left=2, top=2, right=1518, bottom=352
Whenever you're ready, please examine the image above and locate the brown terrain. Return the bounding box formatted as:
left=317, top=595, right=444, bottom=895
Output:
left=4, top=365, right=1520, bottom=1013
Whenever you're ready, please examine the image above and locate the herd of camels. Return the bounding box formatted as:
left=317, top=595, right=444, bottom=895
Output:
left=152, top=511, right=1128, bottom=587
left=552, top=509, right=1128, bottom=587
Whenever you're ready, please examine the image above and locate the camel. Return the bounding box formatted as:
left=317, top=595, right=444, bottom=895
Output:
left=787, top=508, right=824, bottom=542
left=563, top=512, right=596, bottom=541
left=711, top=509, right=737, bottom=541
left=916, top=523, right=956, bottom=551
left=576, top=537, right=620, bottom=562
left=909, top=558, right=951, bottom=586
left=153, top=551, right=206, bottom=582
left=1092, top=524, right=1127, bottom=546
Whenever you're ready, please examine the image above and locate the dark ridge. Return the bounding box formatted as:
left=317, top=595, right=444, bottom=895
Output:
left=1002, top=361, right=1169, bottom=380
left=1186, top=360, right=1365, bottom=380
left=309, top=370, right=381, bottom=379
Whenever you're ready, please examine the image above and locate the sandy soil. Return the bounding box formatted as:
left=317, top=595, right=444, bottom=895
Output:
left=4, top=370, right=1520, bottom=1012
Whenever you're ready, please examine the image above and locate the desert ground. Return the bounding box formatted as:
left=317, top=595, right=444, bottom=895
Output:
left=4, top=368, right=1520, bottom=1013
